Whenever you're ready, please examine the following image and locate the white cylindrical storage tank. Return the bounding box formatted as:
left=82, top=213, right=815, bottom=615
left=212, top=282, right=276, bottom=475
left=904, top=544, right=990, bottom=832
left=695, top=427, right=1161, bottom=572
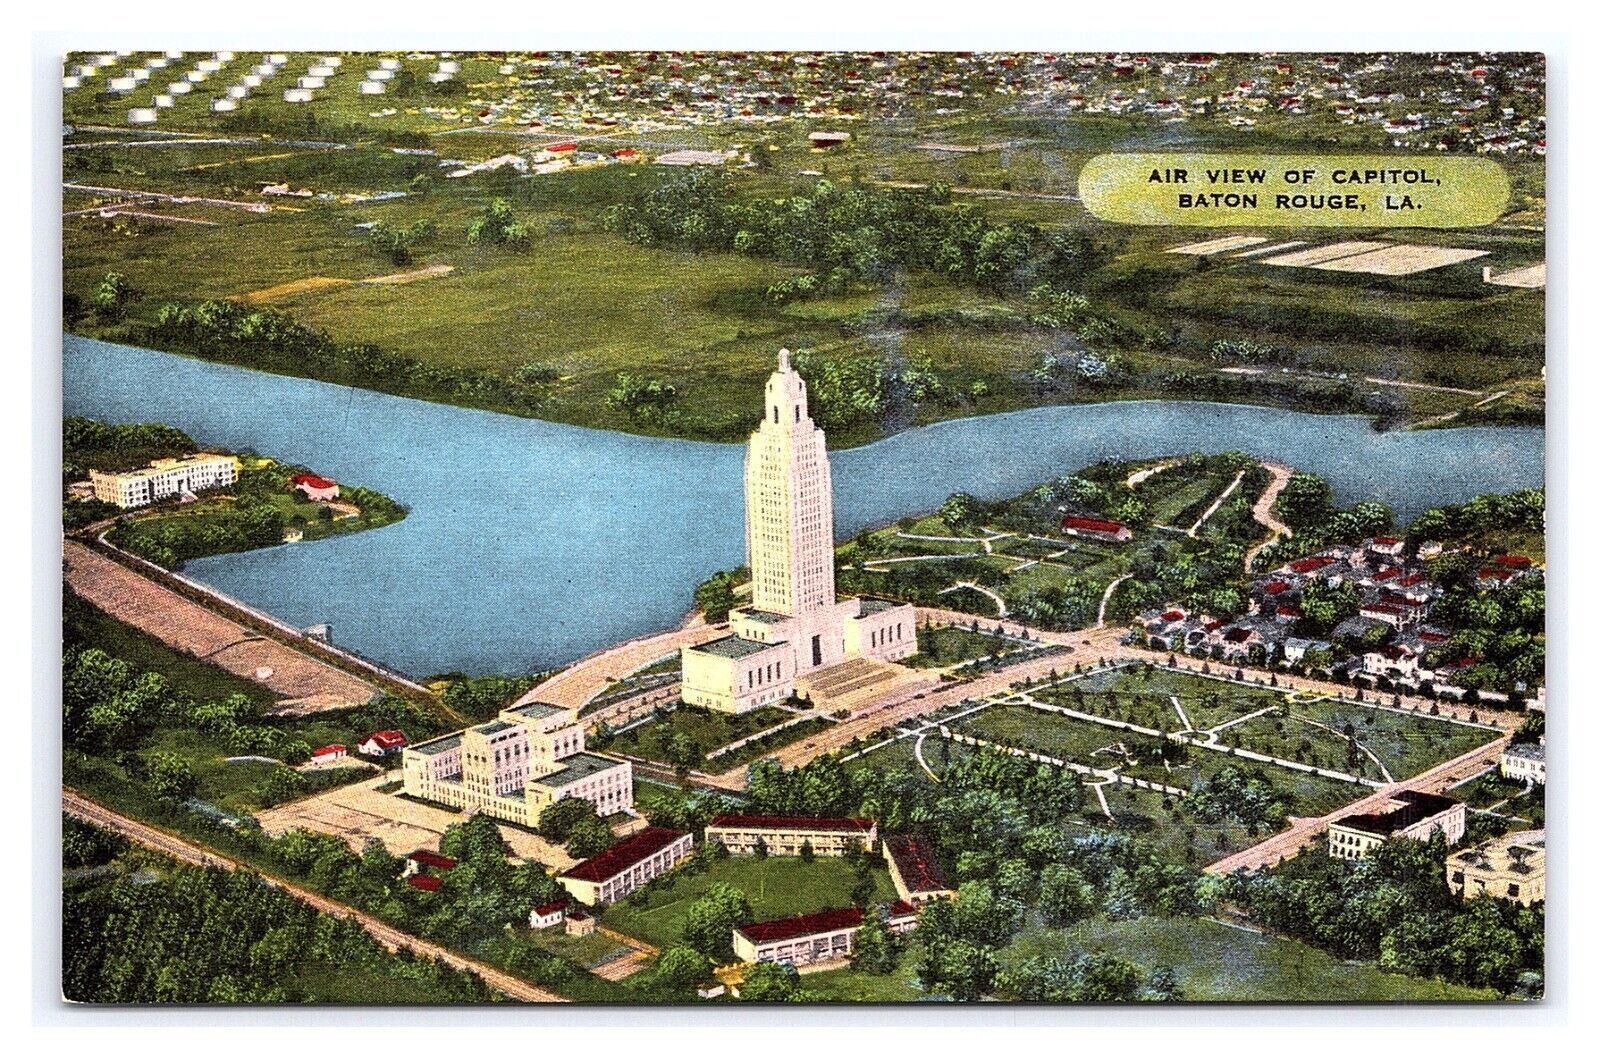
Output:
left=197, top=59, right=221, bottom=73
left=147, top=57, right=168, bottom=69
left=228, top=85, right=248, bottom=99
left=378, top=58, right=401, bottom=70
left=63, top=75, right=81, bottom=89
left=428, top=71, right=453, bottom=83
left=438, top=60, right=460, bottom=74
left=307, top=64, right=335, bottom=78
left=165, top=50, right=185, bottom=60
left=75, top=64, right=97, bottom=77
left=254, top=63, right=275, bottom=77
left=168, top=81, right=192, bottom=95
left=131, top=69, right=150, bottom=83
left=319, top=55, right=342, bottom=67
left=268, top=53, right=288, bottom=64
left=499, top=63, right=515, bottom=75
left=154, top=94, right=174, bottom=108
left=367, top=68, right=393, bottom=81
left=215, top=51, right=234, bottom=61
left=283, top=88, right=314, bottom=103
left=359, top=79, right=385, bottom=94
left=115, top=50, right=132, bottom=57
left=128, top=107, right=157, bottom=124
left=242, top=74, right=261, bottom=88
left=186, top=70, right=208, bottom=83
left=108, top=76, right=136, bottom=92
left=211, top=97, right=237, bottom=112
left=95, top=53, right=117, bottom=66
left=297, top=76, right=325, bottom=89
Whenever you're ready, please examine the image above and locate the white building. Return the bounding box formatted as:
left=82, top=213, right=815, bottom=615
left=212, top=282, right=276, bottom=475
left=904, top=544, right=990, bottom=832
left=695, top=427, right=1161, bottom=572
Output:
left=557, top=827, right=693, bottom=906
left=1500, top=741, right=1546, bottom=785
left=732, top=903, right=917, bottom=967
left=1328, top=791, right=1466, bottom=859
left=681, top=351, right=917, bottom=713
left=89, top=454, right=239, bottom=509
left=403, top=700, right=633, bottom=828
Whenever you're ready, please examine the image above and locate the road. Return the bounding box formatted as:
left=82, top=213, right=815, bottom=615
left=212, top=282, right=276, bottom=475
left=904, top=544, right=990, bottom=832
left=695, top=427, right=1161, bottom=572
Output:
left=1244, top=461, right=1295, bottom=571
left=514, top=620, right=725, bottom=711
left=1202, top=734, right=1511, bottom=875
left=62, top=789, right=568, bottom=1003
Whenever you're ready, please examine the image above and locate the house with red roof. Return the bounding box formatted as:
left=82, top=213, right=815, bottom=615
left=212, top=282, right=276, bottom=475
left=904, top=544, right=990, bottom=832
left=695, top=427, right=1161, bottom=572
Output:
left=558, top=827, right=694, bottom=906
left=529, top=899, right=568, bottom=929
left=358, top=729, right=408, bottom=757
left=290, top=472, right=340, bottom=502
left=404, top=849, right=458, bottom=875
left=309, top=743, right=346, bottom=764
left=705, top=815, right=878, bottom=857
left=1287, top=555, right=1336, bottom=576
left=1060, top=515, right=1132, bottom=542
left=405, top=873, right=442, bottom=893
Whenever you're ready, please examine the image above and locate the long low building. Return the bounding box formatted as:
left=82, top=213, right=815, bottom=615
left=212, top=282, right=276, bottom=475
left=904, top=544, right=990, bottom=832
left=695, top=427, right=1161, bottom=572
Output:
left=558, top=827, right=694, bottom=906
left=882, top=833, right=955, bottom=905
left=1448, top=828, right=1546, bottom=905
left=1328, top=791, right=1467, bottom=860
left=705, top=814, right=878, bottom=857
left=732, top=902, right=918, bottom=967
left=90, top=453, right=239, bottom=508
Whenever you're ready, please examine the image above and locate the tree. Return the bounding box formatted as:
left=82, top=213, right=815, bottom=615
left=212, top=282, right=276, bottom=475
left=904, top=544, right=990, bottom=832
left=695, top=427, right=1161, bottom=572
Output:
left=565, top=817, right=616, bottom=859
left=851, top=909, right=899, bottom=975
left=144, top=752, right=198, bottom=806
left=1038, top=864, right=1095, bottom=927
left=651, top=946, right=713, bottom=994
left=92, top=272, right=136, bottom=319
left=739, top=960, right=802, bottom=1001
left=538, top=797, right=600, bottom=843
left=681, top=883, right=752, bottom=960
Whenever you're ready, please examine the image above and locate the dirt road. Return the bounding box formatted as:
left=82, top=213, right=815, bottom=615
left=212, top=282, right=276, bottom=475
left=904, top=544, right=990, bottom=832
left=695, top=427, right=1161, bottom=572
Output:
left=61, top=789, right=568, bottom=1003
left=1244, top=462, right=1295, bottom=571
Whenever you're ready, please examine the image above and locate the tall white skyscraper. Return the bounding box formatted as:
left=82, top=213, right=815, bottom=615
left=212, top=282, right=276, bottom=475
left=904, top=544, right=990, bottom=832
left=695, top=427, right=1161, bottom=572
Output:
left=680, top=350, right=918, bottom=713
left=746, top=349, right=836, bottom=618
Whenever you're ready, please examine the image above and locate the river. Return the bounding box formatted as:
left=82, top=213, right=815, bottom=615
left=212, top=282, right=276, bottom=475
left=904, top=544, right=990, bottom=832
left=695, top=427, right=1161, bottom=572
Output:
left=63, top=336, right=1543, bottom=677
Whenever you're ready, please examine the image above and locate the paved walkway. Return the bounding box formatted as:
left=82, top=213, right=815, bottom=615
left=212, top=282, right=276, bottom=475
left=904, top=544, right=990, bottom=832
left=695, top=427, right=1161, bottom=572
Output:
left=515, top=621, right=724, bottom=710
left=62, top=789, right=567, bottom=1003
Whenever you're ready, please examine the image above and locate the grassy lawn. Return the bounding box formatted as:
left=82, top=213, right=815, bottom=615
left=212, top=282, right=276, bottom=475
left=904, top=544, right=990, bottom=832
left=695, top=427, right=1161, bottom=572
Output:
left=904, top=625, right=1025, bottom=669
left=952, top=703, right=1135, bottom=766
left=1001, top=917, right=1498, bottom=1002
left=606, top=704, right=792, bottom=765
left=710, top=716, right=834, bottom=772
left=801, top=943, right=927, bottom=1002
left=515, top=923, right=631, bottom=969
left=601, top=856, right=900, bottom=951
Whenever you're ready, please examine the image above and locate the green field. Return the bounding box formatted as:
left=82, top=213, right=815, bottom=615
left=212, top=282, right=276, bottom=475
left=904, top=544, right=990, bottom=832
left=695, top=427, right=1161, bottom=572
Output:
left=63, top=52, right=1544, bottom=445
left=601, top=856, right=900, bottom=952
left=605, top=704, right=794, bottom=766
left=1000, top=917, right=1498, bottom=1002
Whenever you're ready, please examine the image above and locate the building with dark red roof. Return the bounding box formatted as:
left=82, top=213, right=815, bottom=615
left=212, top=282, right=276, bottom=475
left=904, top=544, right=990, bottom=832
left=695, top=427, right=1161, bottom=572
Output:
left=882, top=833, right=954, bottom=906
left=706, top=815, right=878, bottom=857
left=1329, top=791, right=1466, bottom=859
left=558, top=827, right=693, bottom=906
left=405, top=873, right=442, bottom=892
left=1060, top=515, right=1132, bottom=542
left=1288, top=555, right=1335, bottom=575
left=731, top=903, right=919, bottom=966
left=405, top=849, right=457, bottom=872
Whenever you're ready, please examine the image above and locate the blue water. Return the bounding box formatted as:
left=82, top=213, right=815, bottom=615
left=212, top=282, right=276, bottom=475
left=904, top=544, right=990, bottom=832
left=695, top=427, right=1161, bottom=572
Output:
left=63, top=336, right=1543, bottom=677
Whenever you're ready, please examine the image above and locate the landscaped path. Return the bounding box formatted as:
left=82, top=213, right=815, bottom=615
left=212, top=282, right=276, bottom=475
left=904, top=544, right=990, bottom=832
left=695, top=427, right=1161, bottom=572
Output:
left=1244, top=461, right=1296, bottom=571
left=1126, top=461, right=1178, bottom=489
left=62, top=789, right=567, bottom=1003
left=1186, top=469, right=1247, bottom=537
left=940, top=581, right=1009, bottom=617
left=514, top=621, right=725, bottom=711
left=1202, top=733, right=1511, bottom=876
left=1097, top=574, right=1132, bottom=627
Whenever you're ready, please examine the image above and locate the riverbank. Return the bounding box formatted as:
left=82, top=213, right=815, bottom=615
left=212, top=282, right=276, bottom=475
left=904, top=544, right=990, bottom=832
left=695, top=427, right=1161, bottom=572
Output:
left=65, top=336, right=1543, bottom=677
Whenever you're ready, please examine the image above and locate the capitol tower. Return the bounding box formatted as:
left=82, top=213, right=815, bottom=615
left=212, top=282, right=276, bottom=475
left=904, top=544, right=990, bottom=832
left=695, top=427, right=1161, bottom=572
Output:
left=680, top=350, right=919, bottom=713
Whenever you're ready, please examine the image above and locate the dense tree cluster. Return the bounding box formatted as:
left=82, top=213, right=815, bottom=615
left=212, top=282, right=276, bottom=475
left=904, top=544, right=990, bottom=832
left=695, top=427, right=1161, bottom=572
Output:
left=604, top=171, right=1115, bottom=297
left=1185, top=765, right=1291, bottom=835
left=1223, top=836, right=1543, bottom=996
left=64, top=417, right=195, bottom=482
left=64, top=852, right=493, bottom=1004
left=147, top=300, right=555, bottom=418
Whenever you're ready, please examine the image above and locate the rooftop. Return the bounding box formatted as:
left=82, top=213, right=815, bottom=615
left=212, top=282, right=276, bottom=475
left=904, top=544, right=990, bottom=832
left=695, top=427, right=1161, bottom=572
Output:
left=408, top=732, right=463, bottom=756
left=537, top=751, right=630, bottom=788
left=856, top=597, right=906, bottom=616
left=1334, top=790, right=1461, bottom=837
left=560, top=827, right=690, bottom=883
left=708, top=814, right=877, bottom=833
left=688, top=634, right=781, bottom=660
left=736, top=907, right=864, bottom=944
left=884, top=833, right=951, bottom=894
left=1504, top=741, right=1545, bottom=761
left=504, top=701, right=565, bottom=721
left=735, top=607, right=790, bottom=625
